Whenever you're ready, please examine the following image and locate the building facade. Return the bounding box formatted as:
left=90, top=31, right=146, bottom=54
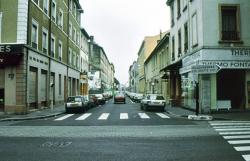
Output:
left=137, top=34, right=164, bottom=94
left=88, top=37, right=115, bottom=95
left=0, top=0, right=88, bottom=114
left=144, top=32, right=170, bottom=101
left=167, top=0, right=250, bottom=113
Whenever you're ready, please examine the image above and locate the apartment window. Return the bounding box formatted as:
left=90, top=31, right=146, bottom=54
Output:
left=72, top=52, right=76, bottom=66
left=171, top=5, right=174, bottom=27
left=52, top=0, right=56, bottom=22
left=177, top=0, right=181, bottom=18
left=184, top=22, right=188, bottom=53
left=31, top=19, right=38, bottom=49
left=172, top=36, right=175, bottom=61
left=43, top=0, right=48, bottom=14
left=59, top=74, right=61, bottom=95
left=178, top=29, right=182, bottom=57
left=183, top=0, right=187, bottom=12
left=58, top=9, right=63, bottom=29
left=32, top=0, right=39, bottom=6
left=76, top=55, right=79, bottom=68
left=42, top=28, right=48, bottom=54
left=73, top=28, right=76, bottom=42
left=221, top=6, right=240, bottom=41
left=69, top=0, right=72, bottom=11
left=58, top=40, right=62, bottom=61
left=192, top=13, right=198, bottom=47
left=73, top=3, right=76, bottom=17
left=76, top=32, right=80, bottom=46
left=69, top=22, right=72, bottom=37
left=68, top=48, right=72, bottom=65
left=51, top=34, right=55, bottom=58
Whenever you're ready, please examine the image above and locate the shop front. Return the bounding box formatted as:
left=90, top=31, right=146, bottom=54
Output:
left=180, top=48, right=250, bottom=113
left=0, top=44, right=24, bottom=113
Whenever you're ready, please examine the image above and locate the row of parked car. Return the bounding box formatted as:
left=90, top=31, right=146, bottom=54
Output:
left=65, top=92, right=113, bottom=113
left=125, top=92, right=144, bottom=103
left=126, top=91, right=167, bottom=112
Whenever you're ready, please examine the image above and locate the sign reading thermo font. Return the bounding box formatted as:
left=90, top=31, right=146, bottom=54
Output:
left=191, top=65, right=220, bottom=74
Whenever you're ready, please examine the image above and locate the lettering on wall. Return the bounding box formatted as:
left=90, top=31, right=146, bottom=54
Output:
left=0, top=45, right=11, bottom=53
left=201, top=61, right=250, bottom=69
left=232, top=49, right=250, bottom=57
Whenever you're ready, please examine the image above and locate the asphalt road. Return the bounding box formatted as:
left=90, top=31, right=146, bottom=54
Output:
left=0, top=98, right=248, bottom=161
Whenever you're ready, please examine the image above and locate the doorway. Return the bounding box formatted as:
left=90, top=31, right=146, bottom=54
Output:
left=0, top=88, right=4, bottom=111
left=217, top=70, right=245, bottom=109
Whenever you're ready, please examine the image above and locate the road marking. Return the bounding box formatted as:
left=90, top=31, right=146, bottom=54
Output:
left=213, top=126, right=250, bottom=129
left=98, top=113, right=110, bottom=120
left=75, top=113, right=92, bottom=120
left=234, top=146, right=250, bottom=152
left=228, top=140, right=250, bottom=145
left=210, top=122, right=250, bottom=126
left=242, top=155, right=250, bottom=161
left=120, top=113, right=128, bottom=119
left=223, top=135, right=250, bottom=140
left=156, top=113, right=170, bottom=119
left=138, top=113, right=150, bottom=119
left=54, top=114, right=74, bottom=121
left=215, top=128, right=250, bottom=131
left=219, top=131, right=250, bottom=135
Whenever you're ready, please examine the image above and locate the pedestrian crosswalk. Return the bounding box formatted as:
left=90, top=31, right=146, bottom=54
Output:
left=209, top=121, right=250, bottom=161
left=54, top=112, right=170, bottom=121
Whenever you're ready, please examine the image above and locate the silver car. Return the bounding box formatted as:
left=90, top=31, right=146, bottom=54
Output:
left=65, top=96, right=88, bottom=113
left=140, top=94, right=166, bottom=111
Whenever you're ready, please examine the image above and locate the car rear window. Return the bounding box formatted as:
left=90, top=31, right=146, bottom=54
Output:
left=67, top=97, right=81, bottom=102
left=156, top=96, right=165, bottom=100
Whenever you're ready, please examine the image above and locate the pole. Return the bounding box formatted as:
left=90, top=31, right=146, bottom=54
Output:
left=195, top=81, right=199, bottom=115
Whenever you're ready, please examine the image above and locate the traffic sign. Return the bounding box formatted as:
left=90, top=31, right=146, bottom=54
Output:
left=191, top=64, right=221, bottom=74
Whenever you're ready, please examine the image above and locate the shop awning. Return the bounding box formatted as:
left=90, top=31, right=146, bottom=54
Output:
left=160, top=60, right=182, bottom=72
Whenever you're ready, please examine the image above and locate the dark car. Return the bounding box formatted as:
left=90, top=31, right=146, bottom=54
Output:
left=114, top=93, right=126, bottom=104
left=65, top=96, right=88, bottom=113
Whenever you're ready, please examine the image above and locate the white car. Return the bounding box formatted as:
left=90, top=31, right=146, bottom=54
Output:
left=140, top=94, right=166, bottom=111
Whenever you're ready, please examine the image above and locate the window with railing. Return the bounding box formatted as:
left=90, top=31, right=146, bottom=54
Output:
left=184, top=22, right=188, bottom=53
left=171, top=5, right=174, bottom=27
left=221, top=6, right=240, bottom=41
left=172, top=36, right=175, bottom=61
left=177, top=0, right=181, bottom=19
left=31, top=20, right=38, bottom=49
left=52, top=0, right=56, bottom=22
left=178, top=30, right=181, bottom=57
left=51, top=35, right=55, bottom=58
left=42, top=28, right=48, bottom=54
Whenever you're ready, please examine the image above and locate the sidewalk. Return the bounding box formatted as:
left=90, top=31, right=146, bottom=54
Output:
left=166, top=105, right=250, bottom=121
left=0, top=105, right=65, bottom=121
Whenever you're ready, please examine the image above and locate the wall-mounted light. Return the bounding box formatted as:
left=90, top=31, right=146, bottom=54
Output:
left=8, top=73, right=14, bottom=80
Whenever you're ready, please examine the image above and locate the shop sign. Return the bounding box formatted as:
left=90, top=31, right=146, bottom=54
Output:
left=200, top=60, right=250, bottom=69
left=0, top=44, right=23, bottom=66
left=191, top=65, right=221, bottom=74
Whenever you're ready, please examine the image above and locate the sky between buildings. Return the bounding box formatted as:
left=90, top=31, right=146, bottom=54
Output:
left=80, top=0, right=171, bottom=85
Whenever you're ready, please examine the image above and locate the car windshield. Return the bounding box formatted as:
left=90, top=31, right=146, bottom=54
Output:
left=146, top=95, right=164, bottom=100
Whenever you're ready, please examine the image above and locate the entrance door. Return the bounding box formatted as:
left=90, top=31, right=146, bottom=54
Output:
left=217, top=70, right=245, bottom=109
left=0, top=88, right=4, bottom=111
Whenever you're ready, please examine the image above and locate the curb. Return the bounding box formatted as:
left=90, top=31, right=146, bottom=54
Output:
left=188, top=115, right=213, bottom=121
left=0, top=112, right=64, bottom=122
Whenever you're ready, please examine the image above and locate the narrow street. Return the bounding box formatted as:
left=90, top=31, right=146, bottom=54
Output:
left=0, top=98, right=247, bottom=161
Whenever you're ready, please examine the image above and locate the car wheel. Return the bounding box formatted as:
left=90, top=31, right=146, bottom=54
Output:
left=144, top=104, right=148, bottom=111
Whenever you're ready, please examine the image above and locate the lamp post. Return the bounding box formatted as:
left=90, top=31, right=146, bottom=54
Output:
left=152, top=82, right=155, bottom=94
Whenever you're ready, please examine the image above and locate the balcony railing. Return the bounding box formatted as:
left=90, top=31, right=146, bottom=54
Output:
left=43, top=48, right=47, bottom=54
left=221, top=31, right=240, bottom=41
left=32, top=42, right=37, bottom=49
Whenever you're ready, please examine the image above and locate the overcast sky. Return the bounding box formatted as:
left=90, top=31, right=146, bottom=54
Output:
left=80, top=0, right=170, bottom=84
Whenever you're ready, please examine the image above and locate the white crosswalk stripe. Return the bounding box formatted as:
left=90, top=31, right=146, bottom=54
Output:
left=75, top=113, right=92, bottom=120
left=138, top=113, right=150, bottom=119
left=120, top=113, right=128, bottom=119
left=98, top=113, right=110, bottom=120
left=209, top=121, right=250, bottom=161
left=54, top=112, right=170, bottom=121
left=54, top=114, right=74, bottom=121
left=156, top=113, right=170, bottom=119
left=243, top=155, right=250, bottom=161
